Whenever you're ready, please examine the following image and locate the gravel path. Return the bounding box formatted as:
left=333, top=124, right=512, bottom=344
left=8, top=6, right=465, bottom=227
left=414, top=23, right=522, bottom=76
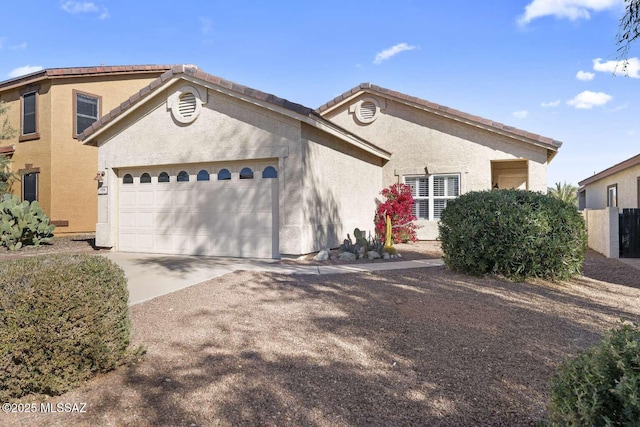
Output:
left=3, top=245, right=639, bottom=427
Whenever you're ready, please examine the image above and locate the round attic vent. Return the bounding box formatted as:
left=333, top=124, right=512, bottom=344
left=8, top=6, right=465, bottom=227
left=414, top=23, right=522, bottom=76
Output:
left=168, top=86, right=204, bottom=124
left=354, top=97, right=380, bottom=124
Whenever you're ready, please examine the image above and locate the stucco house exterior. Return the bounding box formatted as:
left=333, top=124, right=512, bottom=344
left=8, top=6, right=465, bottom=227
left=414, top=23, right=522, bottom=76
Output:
left=0, top=65, right=172, bottom=233
left=80, top=65, right=561, bottom=258
left=578, top=153, right=640, bottom=210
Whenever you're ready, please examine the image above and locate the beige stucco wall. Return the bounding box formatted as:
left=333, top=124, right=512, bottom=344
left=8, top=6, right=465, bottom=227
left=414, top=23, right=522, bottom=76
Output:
left=93, top=80, right=383, bottom=256
left=0, top=73, right=164, bottom=234
left=299, top=123, right=383, bottom=253
left=583, top=164, right=640, bottom=209
left=323, top=94, right=551, bottom=239
left=582, top=208, right=619, bottom=258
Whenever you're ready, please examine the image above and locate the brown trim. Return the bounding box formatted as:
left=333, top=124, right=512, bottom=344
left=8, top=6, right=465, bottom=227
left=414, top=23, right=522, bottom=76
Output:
left=19, top=85, right=40, bottom=141
left=50, top=220, right=69, bottom=227
left=19, top=166, right=40, bottom=203
left=72, top=89, right=102, bottom=139
left=0, top=65, right=174, bottom=92
left=579, top=153, right=640, bottom=186
left=606, top=183, right=618, bottom=207
left=18, top=163, right=41, bottom=174
left=0, top=145, right=15, bottom=155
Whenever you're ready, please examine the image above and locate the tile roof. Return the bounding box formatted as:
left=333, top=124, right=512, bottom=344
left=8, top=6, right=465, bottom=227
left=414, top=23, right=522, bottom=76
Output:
left=0, top=65, right=174, bottom=91
left=79, top=65, right=317, bottom=141
left=578, top=152, right=640, bottom=187
left=317, top=83, right=563, bottom=151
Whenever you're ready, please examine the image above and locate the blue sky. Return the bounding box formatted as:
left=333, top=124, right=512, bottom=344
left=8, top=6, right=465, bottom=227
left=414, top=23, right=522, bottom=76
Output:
left=1, top=0, right=638, bottom=187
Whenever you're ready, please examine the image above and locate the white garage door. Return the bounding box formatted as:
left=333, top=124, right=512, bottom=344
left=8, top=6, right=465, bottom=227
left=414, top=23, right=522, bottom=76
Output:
left=118, top=162, right=278, bottom=258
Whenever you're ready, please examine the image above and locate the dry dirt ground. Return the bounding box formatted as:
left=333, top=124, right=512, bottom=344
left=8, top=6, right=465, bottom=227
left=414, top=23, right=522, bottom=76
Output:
left=1, top=240, right=639, bottom=426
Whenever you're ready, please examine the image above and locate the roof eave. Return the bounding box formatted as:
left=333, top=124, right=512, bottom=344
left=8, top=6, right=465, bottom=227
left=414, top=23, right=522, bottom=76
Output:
left=578, top=153, right=640, bottom=186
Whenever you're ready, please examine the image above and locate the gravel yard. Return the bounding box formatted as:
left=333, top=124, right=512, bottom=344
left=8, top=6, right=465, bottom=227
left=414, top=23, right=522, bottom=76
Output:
left=2, top=242, right=639, bottom=426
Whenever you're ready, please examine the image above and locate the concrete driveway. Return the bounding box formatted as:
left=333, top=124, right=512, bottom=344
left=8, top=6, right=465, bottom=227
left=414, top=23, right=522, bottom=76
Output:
left=102, top=252, right=444, bottom=306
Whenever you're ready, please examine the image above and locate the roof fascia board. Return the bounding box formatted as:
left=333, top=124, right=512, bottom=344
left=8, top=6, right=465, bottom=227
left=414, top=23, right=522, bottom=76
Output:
left=578, top=153, right=640, bottom=186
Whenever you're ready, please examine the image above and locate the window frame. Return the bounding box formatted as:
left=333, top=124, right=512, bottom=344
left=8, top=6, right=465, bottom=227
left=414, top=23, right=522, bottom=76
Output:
left=22, top=171, right=39, bottom=202
left=73, top=89, right=102, bottom=138
left=404, top=173, right=460, bottom=221
left=158, top=172, right=170, bottom=183
left=607, top=183, right=618, bottom=207
left=177, top=171, right=190, bottom=182
left=122, top=174, right=134, bottom=184
left=196, top=170, right=210, bottom=181
left=19, top=87, right=40, bottom=141
left=239, top=167, right=254, bottom=180
left=217, top=168, right=231, bottom=181
left=140, top=173, right=152, bottom=184
left=262, top=166, right=278, bottom=179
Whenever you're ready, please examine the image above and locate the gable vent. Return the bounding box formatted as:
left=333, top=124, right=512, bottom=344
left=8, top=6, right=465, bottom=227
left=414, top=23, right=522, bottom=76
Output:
left=178, top=92, right=197, bottom=117
left=358, top=101, right=377, bottom=121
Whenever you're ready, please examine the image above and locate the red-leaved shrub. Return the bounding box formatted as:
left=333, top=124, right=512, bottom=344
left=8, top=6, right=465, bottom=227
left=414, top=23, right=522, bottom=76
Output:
left=374, top=183, right=418, bottom=243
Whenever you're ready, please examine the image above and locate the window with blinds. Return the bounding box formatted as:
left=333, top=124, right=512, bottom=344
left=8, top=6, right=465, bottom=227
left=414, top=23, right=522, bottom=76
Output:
left=405, top=174, right=460, bottom=220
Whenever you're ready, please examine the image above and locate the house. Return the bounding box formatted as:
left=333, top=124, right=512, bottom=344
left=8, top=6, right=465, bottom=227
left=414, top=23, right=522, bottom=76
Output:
left=578, top=153, right=640, bottom=258
left=578, top=153, right=640, bottom=210
left=317, top=84, right=562, bottom=240
left=0, top=65, right=172, bottom=234
left=80, top=65, right=561, bottom=257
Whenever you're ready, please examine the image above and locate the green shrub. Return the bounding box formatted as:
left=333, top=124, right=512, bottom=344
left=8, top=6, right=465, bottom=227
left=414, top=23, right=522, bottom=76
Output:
left=438, top=189, right=586, bottom=281
left=1, top=193, right=55, bottom=250
left=0, top=254, right=131, bottom=401
left=546, top=321, right=640, bottom=426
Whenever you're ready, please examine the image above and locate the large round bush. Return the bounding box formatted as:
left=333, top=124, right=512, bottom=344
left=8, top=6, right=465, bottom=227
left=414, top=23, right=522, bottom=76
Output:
left=0, top=254, right=131, bottom=400
left=546, top=322, right=640, bottom=426
left=438, top=189, right=586, bottom=280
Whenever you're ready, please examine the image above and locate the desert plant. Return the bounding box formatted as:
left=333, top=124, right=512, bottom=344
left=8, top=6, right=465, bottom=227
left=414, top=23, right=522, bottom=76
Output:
left=374, top=183, right=418, bottom=243
left=339, top=228, right=368, bottom=257
left=0, top=254, right=132, bottom=400
left=548, top=181, right=578, bottom=207
left=546, top=321, right=640, bottom=426
left=438, top=189, right=586, bottom=281
left=0, top=193, right=55, bottom=250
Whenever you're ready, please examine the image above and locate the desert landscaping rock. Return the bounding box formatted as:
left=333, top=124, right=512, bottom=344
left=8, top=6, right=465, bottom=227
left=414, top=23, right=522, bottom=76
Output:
left=367, top=251, right=381, bottom=260
left=313, top=249, right=329, bottom=261
left=338, top=252, right=356, bottom=261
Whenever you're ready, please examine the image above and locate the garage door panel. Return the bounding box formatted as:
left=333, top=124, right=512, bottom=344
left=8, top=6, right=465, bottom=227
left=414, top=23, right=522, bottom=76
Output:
left=118, top=164, right=277, bottom=258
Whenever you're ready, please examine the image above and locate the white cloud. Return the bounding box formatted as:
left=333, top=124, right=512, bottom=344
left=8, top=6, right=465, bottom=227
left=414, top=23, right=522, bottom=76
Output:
left=576, top=70, right=595, bottom=81
left=513, top=110, right=529, bottom=119
left=373, top=43, right=417, bottom=65
left=61, top=1, right=98, bottom=13
left=200, top=17, right=213, bottom=35
left=518, top=0, right=622, bottom=25
left=8, top=65, right=44, bottom=78
left=593, top=57, right=640, bottom=78
left=61, top=1, right=109, bottom=19
left=10, top=42, right=27, bottom=50
left=541, top=99, right=561, bottom=107
left=567, top=90, right=612, bottom=109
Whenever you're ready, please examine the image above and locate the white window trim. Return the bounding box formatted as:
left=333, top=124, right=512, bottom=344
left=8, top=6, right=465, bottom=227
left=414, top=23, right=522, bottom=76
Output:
left=405, top=174, right=460, bottom=221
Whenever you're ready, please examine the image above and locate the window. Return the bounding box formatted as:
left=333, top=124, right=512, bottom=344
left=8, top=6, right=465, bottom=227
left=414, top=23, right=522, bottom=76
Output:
left=607, top=184, right=617, bottom=207
left=123, top=174, right=133, bottom=184
left=197, top=170, right=210, bottom=181
left=140, top=173, right=151, bottom=184
left=177, top=171, right=189, bottom=182
left=218, top=168, right=231, bottom=180
left=240, top=167, right=254, bottom=179
left=158, top=172, right=170, bottom=183
left=22, top=173, right=38, bottom=202
left=20, top=91, right=39, bottom=141
left=262, top=166, right=278, bottom=179
left=74, top=90, right=101, bottom=136
left=405, top=174, right=460, bottom=220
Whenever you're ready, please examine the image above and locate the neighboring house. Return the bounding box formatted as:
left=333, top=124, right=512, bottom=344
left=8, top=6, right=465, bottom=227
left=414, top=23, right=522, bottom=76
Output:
left=80, top=65, right=561, bottom=258
left=0, top=65, right=172, bottom=234
left=578, top=153, right=640, bottom=210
